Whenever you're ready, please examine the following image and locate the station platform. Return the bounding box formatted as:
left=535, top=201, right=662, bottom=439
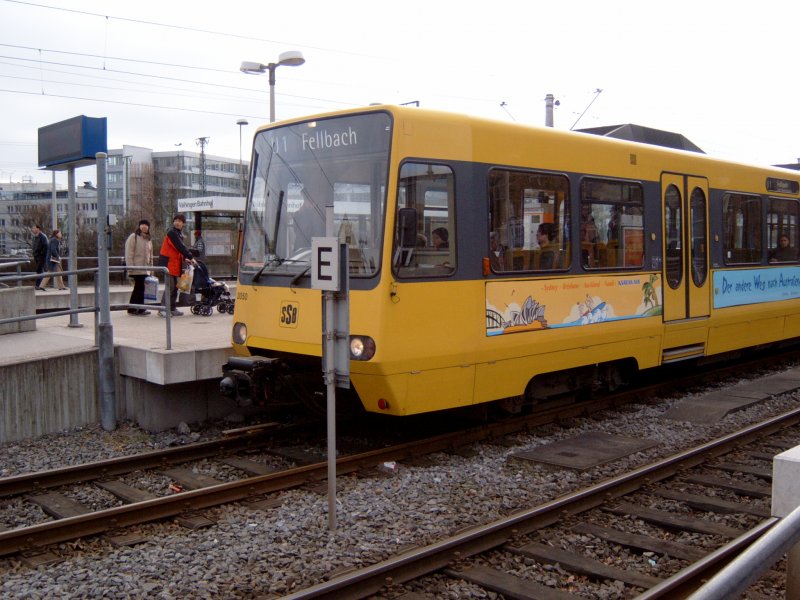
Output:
left=0, top=284, right=244, bottom=443
left=1, top=285, right=234, bottom=382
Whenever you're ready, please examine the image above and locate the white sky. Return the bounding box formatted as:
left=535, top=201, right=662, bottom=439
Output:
left=1, top=0, right=799, bottom=187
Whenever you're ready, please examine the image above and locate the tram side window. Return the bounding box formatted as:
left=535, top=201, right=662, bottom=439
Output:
left=723, top=193, right=762, bottom=264
left=767, top=198, right=799, bottom=263
left=579, top=179, right=644, bottom=269
left=488, top=169, right=570, bottom=272
left=393, top=162, right=456, bottom=277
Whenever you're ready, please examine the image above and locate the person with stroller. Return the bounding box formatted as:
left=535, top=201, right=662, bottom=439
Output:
left=188, top=250, right=234, bottom=315
left=157, top=214, right=196, bottom=317
left=124, top=219, right=153, bottom=315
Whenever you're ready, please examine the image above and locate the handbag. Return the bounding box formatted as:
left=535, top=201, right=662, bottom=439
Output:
left=157, top=255, right=169, bottom=268
left=143, top=276, right=159, bottom=304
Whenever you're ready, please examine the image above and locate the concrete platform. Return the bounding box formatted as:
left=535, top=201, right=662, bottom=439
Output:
left=31, top=283, right=132, bottom=312
left=0, top=284, right=241, bottom=442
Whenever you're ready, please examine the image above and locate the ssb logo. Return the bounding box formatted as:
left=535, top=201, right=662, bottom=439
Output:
left=279, top=301, right=299, bottom=328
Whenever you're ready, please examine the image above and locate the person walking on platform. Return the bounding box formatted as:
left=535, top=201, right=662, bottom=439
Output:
left=39, top=229, right=66, bottom=290
left=31, top=224, right=48, bottom=290
left=157, top=214, right=196, bottom=317
left=124, top=219, right=153, bottom=316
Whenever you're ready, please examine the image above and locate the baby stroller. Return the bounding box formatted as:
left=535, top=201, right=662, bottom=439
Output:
left=189, top=259, right=235, bottom=316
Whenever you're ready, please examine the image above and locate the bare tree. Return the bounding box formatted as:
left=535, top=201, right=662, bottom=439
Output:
left=15, top=204, right=53, bottom=262
left=21, top=204, right=52, bottom=236
left=128, top=163, right=157, bottom=224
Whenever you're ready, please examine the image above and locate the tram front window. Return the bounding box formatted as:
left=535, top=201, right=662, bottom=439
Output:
left=240, top=112, right=391, bottom=279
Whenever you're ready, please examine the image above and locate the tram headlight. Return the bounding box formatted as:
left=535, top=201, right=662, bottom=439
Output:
left=232, top=322, right=248, bottom=345
left=350, top=336, right=376, bottom=361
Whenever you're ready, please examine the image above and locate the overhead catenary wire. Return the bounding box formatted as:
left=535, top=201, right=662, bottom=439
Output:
left=2, top=0, right=385, bottom=60
left=0, top=87, right=344, bottom=120
left=570, top=88, right=603, bottom=131
left=0, top=55, right=359, bottom=108
left=0, top=42, right=235, bottom=74
left=0, top=9, right=502, bottom=110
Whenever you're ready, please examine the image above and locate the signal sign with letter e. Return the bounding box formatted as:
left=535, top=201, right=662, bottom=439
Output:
left=311, top=237, right=340, bottom=291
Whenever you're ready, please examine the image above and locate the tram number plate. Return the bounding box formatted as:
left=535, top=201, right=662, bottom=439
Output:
left=279, top=301, right=299, bottom=328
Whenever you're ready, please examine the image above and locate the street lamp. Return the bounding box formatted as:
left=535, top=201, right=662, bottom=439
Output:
left=240, top=50, right=305, bottom=123
left=236, top=119, right=248, bottom=196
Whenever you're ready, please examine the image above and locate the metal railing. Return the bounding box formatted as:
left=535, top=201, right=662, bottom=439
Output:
left=0, top=260, right=28, bottom=287
left=0, top=256, right=130, bottom=285
left=0, top=265, right=176, bottom=350
left=686, top=507, right=800, bottom=599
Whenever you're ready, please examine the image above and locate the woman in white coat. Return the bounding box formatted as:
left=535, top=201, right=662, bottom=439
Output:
left=124, top=219, right=153, bottom=315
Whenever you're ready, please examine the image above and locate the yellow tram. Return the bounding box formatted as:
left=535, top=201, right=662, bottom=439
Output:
left=220, top=105, right=800, bottom=416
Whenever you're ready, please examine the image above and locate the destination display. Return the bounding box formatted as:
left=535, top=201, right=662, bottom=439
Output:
left=257, top=112, right=391, bottom=162
left=766, top=177, right=799, bottom=194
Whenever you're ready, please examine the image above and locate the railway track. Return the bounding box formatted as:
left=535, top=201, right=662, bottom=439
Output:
left=279, top=409, right=800, bottom=599
left=0, top=392, right=647, bottom=562
left=1, top=353, right=799, bottom=582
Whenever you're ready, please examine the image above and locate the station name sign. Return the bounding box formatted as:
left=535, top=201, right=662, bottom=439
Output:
left=177, top=196, right=246, bottom=212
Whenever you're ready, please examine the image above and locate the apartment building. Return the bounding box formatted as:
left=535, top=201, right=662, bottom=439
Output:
left=1, top=147, right=248, bottom=256
left=107, top=146, right=248, bottom=222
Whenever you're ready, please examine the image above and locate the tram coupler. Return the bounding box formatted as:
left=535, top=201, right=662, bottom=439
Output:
left=219, top=356, right=280, bottom=407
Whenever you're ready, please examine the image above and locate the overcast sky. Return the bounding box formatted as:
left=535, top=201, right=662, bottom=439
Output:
left=2, top=0, right=799, bottom=187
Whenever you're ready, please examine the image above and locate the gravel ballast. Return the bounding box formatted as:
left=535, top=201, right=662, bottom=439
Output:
left=0, top=383, right=796, bottom=599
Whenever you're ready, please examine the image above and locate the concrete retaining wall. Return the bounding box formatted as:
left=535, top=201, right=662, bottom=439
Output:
left=0, top=348, right=233, bottom=444
left=0, top=287, right=36, bottom=335
left=120, top=377, right=234, bottom=432
left=0, top=350, right=97, bottom=443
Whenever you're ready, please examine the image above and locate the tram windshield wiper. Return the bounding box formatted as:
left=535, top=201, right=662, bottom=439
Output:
left=252, top=255, right=283, bottom=282
left=251, top=262, right=268, bottom=283
left=289, top=265, right=311, bottom=289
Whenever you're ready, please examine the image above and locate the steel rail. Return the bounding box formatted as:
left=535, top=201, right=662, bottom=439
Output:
left=0, top=402, right=616, bottom=557
left=0, top=383, right=688, bottom=557
left=0, top=425, right=298, bottom=498
left=1, top=355, right=797, bottom=561
left=278, top=407, right=800, bottom=599
left=0, top=380, right=651, bottom=501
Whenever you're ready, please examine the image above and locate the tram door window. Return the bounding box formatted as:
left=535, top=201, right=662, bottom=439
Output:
left=723, top=193, right=762, bottom=264
left=393, top=162, right=456, bottom=277
left=579, top=179, right=644, bottom=270
left=488, top=169, right=570, bottom=272
left=690, top=187, right=708, bottom=286
left=767, top=198, right=800, bottom=263
left=664, top=185, right=682, bottom=288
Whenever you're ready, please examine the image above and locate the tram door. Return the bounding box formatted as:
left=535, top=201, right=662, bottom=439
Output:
left=661, top=174, right=710, bottom=322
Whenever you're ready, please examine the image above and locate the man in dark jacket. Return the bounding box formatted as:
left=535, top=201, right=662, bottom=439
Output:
left=192, top=230, right=206, bottom=260
left=157, top=214, right=196, bottom=316
left=31, top=224, right=48, bottom=290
